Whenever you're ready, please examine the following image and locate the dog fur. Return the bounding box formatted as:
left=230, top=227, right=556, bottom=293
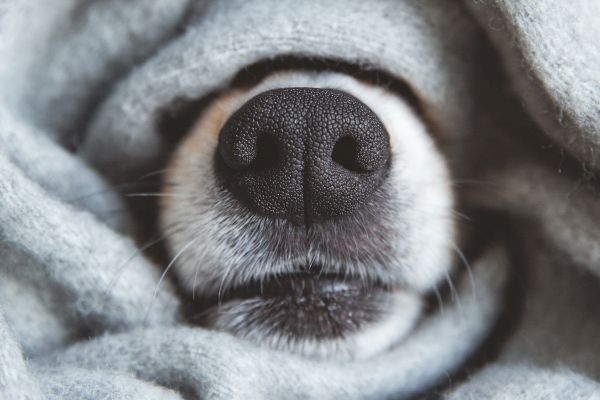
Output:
left=160, top=71, right=455, bottom=359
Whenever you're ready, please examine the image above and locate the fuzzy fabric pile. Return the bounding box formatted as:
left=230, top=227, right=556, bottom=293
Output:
left=1, top=0, right=599, bottom=399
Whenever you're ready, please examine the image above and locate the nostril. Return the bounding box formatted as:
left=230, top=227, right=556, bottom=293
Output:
left=251, top=134, right=280, bottom=170
left=332, top=136, right=364, bottom=172
left=220, top=130, right=281, bottom=171
left=219, top=124, right=282, bottom=171
left=219, top=130, right=256, bottom=170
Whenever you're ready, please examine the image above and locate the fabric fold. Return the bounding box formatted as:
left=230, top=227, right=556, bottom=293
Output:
left=36, top=244, right=509, bottom=400
left=0, top=312, right=44, bottom=400
left=80, top=0, right=486, bottom=179
left=0, top=153, right=180, bottom=336
left=467, top=0, right=600, bottom=170
left=1, top=0, right=599, bottom=398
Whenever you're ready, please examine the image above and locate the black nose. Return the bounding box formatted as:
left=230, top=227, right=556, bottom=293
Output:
left=216, top=87, right=390, bottom=224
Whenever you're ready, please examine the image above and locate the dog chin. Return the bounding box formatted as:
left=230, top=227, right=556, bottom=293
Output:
left=160, top=71, right=454, bottom=360
left=204, top=286, right=422, bottom=360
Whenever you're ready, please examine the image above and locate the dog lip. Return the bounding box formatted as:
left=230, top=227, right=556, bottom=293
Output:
left=190, top=269, right=396, bottom=342
left=220, top=271, right=385, bottom=303
left=204, top=271, right=388, bottom=305
left=189, top=270, right=390, bottom=320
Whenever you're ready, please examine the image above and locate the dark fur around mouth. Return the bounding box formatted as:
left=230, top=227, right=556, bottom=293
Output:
left=188, top=271, right=393, bottom=340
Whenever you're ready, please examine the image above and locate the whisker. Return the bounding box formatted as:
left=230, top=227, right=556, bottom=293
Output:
left=218, top=263, right=235, bottom=306
left=67, top=166, right=180, bottom=204
left=192, top=259, right=201, bottom=301
left=138, top=168, right=176, bottom=180
left=143, top=236, right=201, bottom=325
left=191, top=306, right=218, bottom=321
left=444, top=270, right=464, bottom=317
left=188, top=239, right=209, bottom=301
left=450, top=242, right=477, bottom=302
left=125, top=192, right=190, bottom=198
left=67, top=180, right=178, bottom=203
left=68, top=182, right=148, bottom=203
left=433, top=285, right=445, bottom=316
left=101, top=231, right=173, bottom=309
left=450, top=209, right=473, bottom=222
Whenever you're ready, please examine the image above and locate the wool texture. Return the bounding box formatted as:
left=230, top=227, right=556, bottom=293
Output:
left=0, top=0, right=599, bottom=399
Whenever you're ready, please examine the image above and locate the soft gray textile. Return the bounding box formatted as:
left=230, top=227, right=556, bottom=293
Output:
left=0, top=0, right=599, bottom=399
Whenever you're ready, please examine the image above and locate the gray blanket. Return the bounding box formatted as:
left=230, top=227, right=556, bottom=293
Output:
left=1, top=0, right=600, bottom=398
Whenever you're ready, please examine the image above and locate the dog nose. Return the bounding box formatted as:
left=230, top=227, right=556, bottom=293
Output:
left=217, top=88, right=390, bottom=223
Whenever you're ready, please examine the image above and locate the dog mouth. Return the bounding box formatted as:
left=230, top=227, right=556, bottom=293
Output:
left=192, top=268, right=396, bottom=340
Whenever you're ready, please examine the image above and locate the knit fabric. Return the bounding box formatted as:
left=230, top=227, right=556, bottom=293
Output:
left=0, top=0, right=599, bottom=398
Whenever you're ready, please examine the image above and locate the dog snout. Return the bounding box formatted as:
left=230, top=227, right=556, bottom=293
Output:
left=217, top=87, right=391, bottom=223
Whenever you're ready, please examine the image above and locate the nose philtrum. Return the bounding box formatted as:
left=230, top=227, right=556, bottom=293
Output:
left=217, top=87, right=391, bottom=224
